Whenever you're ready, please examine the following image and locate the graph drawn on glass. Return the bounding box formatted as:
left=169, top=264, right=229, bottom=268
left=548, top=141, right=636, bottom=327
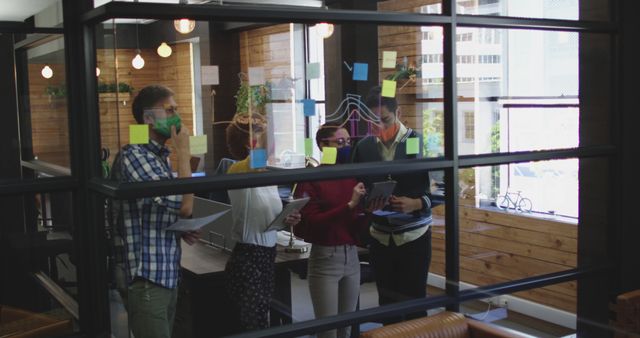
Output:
left=325, top=93, right=381, bottom=139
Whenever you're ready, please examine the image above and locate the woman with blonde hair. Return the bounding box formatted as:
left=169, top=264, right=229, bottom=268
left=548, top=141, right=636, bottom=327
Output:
left=224, top=113, right=301, bottom=332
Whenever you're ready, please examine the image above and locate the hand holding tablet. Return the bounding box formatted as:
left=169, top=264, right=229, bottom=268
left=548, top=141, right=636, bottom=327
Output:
left=266, top=197, right=310, bottom=231
left=365, top=180, right=397, bottom=209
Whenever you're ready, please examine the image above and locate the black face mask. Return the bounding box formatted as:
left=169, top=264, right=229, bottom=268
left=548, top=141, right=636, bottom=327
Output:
left=336, top=146, right=352, bottom=164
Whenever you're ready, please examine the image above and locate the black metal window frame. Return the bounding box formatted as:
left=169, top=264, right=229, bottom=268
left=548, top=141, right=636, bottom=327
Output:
left=0, top=27, right=74, bottom=196
left=27, top=0, right=616, bottom=336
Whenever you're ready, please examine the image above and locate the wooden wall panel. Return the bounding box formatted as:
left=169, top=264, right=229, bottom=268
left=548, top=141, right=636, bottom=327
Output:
left=431, top=204, right=578, bottom=313
left=30, top=44, right=195, bottom=171
left=96, top=45, right=194, bottom=171
left=239, top=24, right=292, bottom=85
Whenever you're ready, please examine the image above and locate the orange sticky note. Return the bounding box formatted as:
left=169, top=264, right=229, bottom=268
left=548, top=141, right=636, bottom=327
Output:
left=382, top=80, right=397, bottom=98
left=321, top=147, right=337, bottom=165
left=129, top=125, right=149, bottom=144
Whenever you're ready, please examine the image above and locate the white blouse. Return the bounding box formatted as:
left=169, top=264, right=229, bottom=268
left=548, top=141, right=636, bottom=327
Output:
left=227, top=185, right=283, bottom=247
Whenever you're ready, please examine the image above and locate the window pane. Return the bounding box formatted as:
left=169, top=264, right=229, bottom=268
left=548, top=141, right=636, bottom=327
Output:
left=456, top=0, right=609, bottom=21
left=454, top=29, right=610, bottom=155
left=14, top=35, right=72, bottom=179
left=454, top=161, right=578, bottom=315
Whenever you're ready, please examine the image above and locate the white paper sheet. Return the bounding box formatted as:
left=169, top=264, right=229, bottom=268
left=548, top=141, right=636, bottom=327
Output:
left=166, top=210, right=230, bottom=232
left=201, top=65, right=220, bottom=85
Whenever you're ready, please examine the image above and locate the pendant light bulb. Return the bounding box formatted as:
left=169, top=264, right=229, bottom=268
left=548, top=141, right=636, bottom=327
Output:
left=96, top=67, right=101, bottom=77
left=174, top=19, right=195, bottom=34
left=157, top=42, right=173, bottom=58
left=132, top=51, right=145, bottom=69
left=41, top=65, right=53, bottom=79
left=315, top=23, right=334, bottom=39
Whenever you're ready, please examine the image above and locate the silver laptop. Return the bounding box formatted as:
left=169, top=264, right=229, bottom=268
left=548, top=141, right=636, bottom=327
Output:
left=192, top=197, right=234, bottom=251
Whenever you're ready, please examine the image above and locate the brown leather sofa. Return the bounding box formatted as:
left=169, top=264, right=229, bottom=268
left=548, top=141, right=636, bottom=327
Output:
left=360, top=311, right=529, bottom=338
left=612, top=289, right=640, bottom=338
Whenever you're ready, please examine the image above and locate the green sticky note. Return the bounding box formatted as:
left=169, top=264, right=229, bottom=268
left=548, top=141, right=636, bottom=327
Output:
left=304, top=138, right=313, bottom=156
left=382, top=80, right=397, bottom=98
left=320, top=147, right=337, bottom=165
left=190, top=135, right=208, bottom=155
left=129, top=124, right=148, bottom=144
left=306, top=62, right=320, bottom=79
left=406, top=137, right=419, bottom=155
left=382, top=51, right=397, bottom=69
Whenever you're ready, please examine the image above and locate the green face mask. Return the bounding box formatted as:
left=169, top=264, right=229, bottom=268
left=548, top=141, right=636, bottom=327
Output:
left=153, top=115, right=182, bottom=138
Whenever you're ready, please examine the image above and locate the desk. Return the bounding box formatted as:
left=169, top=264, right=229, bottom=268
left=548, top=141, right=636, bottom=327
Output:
left=175, top=241, right=310, bottom=338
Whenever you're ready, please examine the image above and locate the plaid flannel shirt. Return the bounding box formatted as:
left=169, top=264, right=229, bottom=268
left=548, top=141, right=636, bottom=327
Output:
left=120, top=140, right=183, bottom=289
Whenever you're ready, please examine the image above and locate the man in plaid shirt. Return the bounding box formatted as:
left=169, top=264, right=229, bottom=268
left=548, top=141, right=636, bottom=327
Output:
left=118, top=85, right=197, bottom=338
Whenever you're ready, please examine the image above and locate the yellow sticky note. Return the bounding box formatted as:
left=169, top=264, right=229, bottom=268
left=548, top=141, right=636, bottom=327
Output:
left=129, top=125, right=149, bottom=144
left=382, top=51, right=397, bottom=69
left=406, top=137, right=419, bottom=155
left=382, top=80, right=397, bottom=98
left=321, top=147, right=337, bottom=165
left=190, top=135, right=208, bottom=155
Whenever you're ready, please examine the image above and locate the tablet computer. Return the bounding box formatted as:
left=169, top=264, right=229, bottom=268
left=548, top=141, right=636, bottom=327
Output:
left=366, top=180, right=397, bottom=206
left=266, top=197, right=310, bottom=231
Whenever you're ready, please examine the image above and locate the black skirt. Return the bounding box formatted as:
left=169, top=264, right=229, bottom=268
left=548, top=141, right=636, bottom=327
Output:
left=224, top=242, right=277, bottom=332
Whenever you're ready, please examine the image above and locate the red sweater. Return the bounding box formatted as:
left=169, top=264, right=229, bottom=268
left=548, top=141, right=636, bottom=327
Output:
left=294, top=178, right=370, bottom=246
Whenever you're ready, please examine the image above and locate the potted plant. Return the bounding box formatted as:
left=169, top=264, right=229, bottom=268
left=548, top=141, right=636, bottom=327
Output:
left=97, top=82, right=134, bottom=105
left=45, top=84, right=67, bottom=99
left=234, top=79, right=271, bottom=116
left=386, top=58, right=421, bottom=82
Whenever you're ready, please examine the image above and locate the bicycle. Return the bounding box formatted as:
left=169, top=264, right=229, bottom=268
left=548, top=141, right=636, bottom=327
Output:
left=496, top=189, right=532, bottom=212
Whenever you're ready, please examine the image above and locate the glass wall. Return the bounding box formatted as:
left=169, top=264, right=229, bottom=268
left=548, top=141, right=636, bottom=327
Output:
left=0, top=0, right=621, bottom=336
left=15, top=35, right=72, bottom=175
left=86, top=1, right=613, bottom=334
left=94, top=19, right=446, bottom=178
left=456, top=0, right=609, bottom=21
left=454, top=28, right=581, bottom=156
left=0, top=0, right=615, bottom=336
left=456, top=162, right=578, bottom=314
left=0, top=32, right=79, bottom=336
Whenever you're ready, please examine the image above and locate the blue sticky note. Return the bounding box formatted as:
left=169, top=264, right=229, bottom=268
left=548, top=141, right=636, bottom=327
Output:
left=353, top=63, right=368, bottom=81
left=250, top=149, right=267, bottom=169
left=303, top=99, right=316, bottom=117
